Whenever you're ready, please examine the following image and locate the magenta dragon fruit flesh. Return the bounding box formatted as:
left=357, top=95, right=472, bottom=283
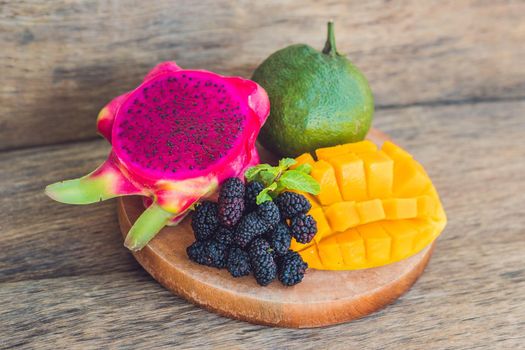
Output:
left=45, top=62, right=270, bottom=251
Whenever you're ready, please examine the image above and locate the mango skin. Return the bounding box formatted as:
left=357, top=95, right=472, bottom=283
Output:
left=252, top=44, right=374, bottom=157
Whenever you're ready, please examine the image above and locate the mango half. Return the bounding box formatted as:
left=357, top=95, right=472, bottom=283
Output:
left=290, top=140, right=447, bottom=270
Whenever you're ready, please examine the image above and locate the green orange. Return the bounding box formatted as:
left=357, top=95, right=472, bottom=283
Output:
left=252, top=22, right=374, bottom=157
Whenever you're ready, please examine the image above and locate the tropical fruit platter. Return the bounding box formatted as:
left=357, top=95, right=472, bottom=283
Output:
left=46, top=22, right=446, bottom=327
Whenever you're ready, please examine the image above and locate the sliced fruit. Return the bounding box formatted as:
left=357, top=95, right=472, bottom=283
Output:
left=334, top=229, right=366, bottom=268
left=382, top=198, right=418, bottom=220
left=318, top=236, right=344, bottom=268
left=291, top=153, right=315, bottom=169
left=358, top=223, right=391, bottom=265
left=310, top=207, right=332, bottom=242
left=315, top=140, right=377, bottom=160
left=416, top=195, right=437, bottom=217
left=46, top=61, right=270, bottom=251
left=360, top=150, right=393, bottom=198
left=381, top=220, right=419, bottom=261
left=299, top=243, right=323, bottom=269
left=310, top=160, right=342, bottom=205
left=328, top=153, right=368, bottom=201
left=381, top=140, right=412, bottom=160
left=324, top=201, right=360, bottom=232
left=291, top=140, right=447, bottom=270
left=356, top=199, right=385, bottom=224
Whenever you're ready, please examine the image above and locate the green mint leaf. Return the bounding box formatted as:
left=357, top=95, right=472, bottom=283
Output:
left=256, top=183, right=277, bottom=205
left=274, top=180, right=287, bottom=195
left=294, top=163, right=312, bottom=174
left=244, top=164, right=273, bottom=182
left=278, top=158, right=297, bottom=170
left=279, top=170, right=320, bottom=195
left=256, top=191, right=272, bottom=205
left=258, top=167, right=280, bottom=186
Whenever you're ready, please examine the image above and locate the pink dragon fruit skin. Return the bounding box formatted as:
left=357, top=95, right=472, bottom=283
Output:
left=45, top=61, right=269, bottom=251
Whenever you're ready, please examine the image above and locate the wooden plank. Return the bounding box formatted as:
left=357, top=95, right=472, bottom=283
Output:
left=0, top=247, right=523, bottom=349
left=0, top=140, right=140, bottom=283
left=1, top=0, right=524, bottom=150
left=0, top=100, right=524, bottom=347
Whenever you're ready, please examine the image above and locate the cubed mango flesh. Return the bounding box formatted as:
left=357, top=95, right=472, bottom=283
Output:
left=358, top=223, right=392, bottom=265
left=334, top=229, right=367, bottom=268
left=416, top=195, right=437, bottom=218
left=409, top=219, right=436, bottom=253
left=309, top=207, right=332, bottom=243
left=318, top=236, right=344, bottom=268
left=324, top=201, right=360, bottom=232
left=381, top=220, right=419, bottom=260
left=298, top=243, right=323, bottom=269
left=391, top=157, right=430, bottom=197
left=291, top=140, right=446, bottom=271
left=360, top=150, right=394, bottom=198
left=382, top=198, right=418, bottom=220
left=328, top=153, right=368, bottom=201
left=315, top=140, right=377, bottom=160
left=292, top=153, right=315, bottom=169
left=290, top=238, right=312, bottom=252
left=310, top=160, right=342, bottom=205
left=356, top=199, right=385, bottom=224
left=381, top=141, right=412, bottom=160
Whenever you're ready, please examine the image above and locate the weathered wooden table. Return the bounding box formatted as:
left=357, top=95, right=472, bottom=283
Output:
left=1, top=1, right=524, bottom=349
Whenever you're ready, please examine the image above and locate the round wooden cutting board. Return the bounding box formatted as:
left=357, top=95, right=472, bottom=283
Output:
left=117, top=129, right=435, bottom=328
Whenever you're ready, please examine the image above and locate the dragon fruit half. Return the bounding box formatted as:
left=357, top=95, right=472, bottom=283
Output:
left=46, top=62, right=269, bottom=251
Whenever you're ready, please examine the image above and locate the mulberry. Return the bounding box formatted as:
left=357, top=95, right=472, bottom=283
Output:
left=275, top=192, right=311, bottom=219
left=256, top=200, right=281, bottom=229
left=278, top=250, right=308, bottom=286
left=191, top=201, right=219, bottom=241
left=233, top=212, right=268, bottom=248
left=186, top=240, right=228, bottom=268
left=218, top=177, right=245, bottom=228
left=249, top=238, right=277, bottom=286
left=289, top=213, right=317, bottom=244
left=265, top=221, right=292, bottom=256
left=214, top=226, right=234, bottom=246
left=227, top=247, right=251, bottom=277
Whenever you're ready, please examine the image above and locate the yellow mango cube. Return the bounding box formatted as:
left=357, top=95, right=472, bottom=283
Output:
left=356, top=199, right=385, bottom=224
left=290, top=238, right=312, bottom=252
left=342, top=140, right=378, bottom=154
left=292, top=152, right=315, bottom=169
left=324, top=201, right=360, bottom=232
left=309, top=207, right=332, bottom=243
left=381, top=141, right=412, bottom=160
left=334, top=229, right=366, bottom=267
left=358, top=222, right=392, bottom=264
left=409, top=219, right=435, bottom=252
left=391, top=157, right=430, bottom=197
left=328, top=153, right=368, bottom=201
left=360, top=150, right=394, bottom=198
left=310, top=160, right=342, bottom=205
left=417, top=195, right=437, bottom=217
left=318, top=236, right=344, bottom=268
left=315, top=140, right=377, bottom=160
left=382, top=198, right=418, bottom=220
left=298, top=243, right=323, bottom=269
left=381, top=220, right=419, bottom=260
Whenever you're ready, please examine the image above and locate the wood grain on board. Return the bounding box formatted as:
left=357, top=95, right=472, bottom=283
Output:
left=1, top=0, right=525, bottom=150
left=1, top=100, right=524, bottom=348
